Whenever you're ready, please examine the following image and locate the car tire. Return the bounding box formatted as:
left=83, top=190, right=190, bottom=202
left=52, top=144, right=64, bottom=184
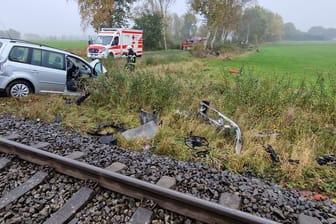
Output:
left=6, top=80, right=33, bottom=97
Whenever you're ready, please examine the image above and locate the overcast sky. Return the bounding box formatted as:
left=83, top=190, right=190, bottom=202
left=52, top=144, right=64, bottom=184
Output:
left=0, top=0, right=335, bottom=37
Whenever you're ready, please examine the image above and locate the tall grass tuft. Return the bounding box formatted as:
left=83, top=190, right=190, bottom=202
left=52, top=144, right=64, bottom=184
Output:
left=88, top=64, right=182, bottom=113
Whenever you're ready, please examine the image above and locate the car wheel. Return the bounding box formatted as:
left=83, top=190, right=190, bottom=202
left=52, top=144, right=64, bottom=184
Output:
left=6, top=80, right=32, bottom=97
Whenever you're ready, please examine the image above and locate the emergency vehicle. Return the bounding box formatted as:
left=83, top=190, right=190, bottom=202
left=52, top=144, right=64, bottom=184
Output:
left=181, top=36, right=206, bottom=50
left=87, top=28, right=143, bottom=59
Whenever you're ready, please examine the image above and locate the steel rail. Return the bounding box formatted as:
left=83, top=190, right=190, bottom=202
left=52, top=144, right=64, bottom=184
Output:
left=0, top=137, right=279, bottom=224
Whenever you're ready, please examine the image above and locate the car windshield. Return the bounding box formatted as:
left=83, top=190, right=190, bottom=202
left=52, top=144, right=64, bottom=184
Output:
left=92, top=36, right=113, bottom=45
left=68, top=56, right=92, bottom=76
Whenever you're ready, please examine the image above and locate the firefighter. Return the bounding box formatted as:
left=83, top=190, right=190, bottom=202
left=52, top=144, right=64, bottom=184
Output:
left=125, top=45, right=136, bottom=72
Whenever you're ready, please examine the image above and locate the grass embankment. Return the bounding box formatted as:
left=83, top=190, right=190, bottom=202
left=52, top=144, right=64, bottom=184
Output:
left=1, top=41, right=335, bottom=198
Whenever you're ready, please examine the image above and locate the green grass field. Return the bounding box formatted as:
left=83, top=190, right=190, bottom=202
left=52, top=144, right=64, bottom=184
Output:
left=35, top=40, right=88, bottom=50
left=209, top=41, right=336, bottom=84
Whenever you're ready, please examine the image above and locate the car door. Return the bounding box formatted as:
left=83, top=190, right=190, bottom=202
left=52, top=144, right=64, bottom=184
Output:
left=30, top=48, right=66, bottom=93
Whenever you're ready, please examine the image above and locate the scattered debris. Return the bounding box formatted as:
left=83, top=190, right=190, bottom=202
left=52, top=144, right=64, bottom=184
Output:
left=184, top=132, right=210, bottom=157
left=229, top=66, right=243, bottom=75
left=184, top=134, right=209, bottom=149
left=122, top=110, right=159, bottom=140
left=299, top=190, right=329, bottom=201
left=87, top=123, right=125, bottom=145
left=140, top=109, right=157, bottom=125
left=264, top=144, right=280, bottom=163
left=316, top=154, right=336, bottom=166
left=87, top=123, right=126, bottom=136
left=288, top=159, right=300, bottom=165
left=75, top=93, right=91, bottom=106
left=63, top=97, right=73, bottom=104
left=312, top=194, right=329, bottom=201
left=198, top=101, right=242, bottom=154
left=229, top=69, right=240, bottom=75
left=263, top=145, right=300, bottom=165
left=99, top=135, right=117, bottom=145
left=55, top=114, right=61, bottom=123
left=122, top=121, right=158, bottom=140
left=195, top=150, right=209, bottom=157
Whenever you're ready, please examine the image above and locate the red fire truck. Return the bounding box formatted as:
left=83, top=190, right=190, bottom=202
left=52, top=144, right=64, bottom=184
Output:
left=87, top=28, right=143, bottom=59
left=181, top=36, right=206, bottom=50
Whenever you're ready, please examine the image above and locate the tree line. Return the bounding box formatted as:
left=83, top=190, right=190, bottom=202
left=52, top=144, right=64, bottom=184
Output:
left=69, top=0, right=336, bottom=49
left=3, top=0, right=336, bottom=49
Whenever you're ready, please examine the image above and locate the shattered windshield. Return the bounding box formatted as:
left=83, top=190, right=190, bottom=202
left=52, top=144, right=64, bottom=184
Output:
left=93, top=36, right=113, bottom=45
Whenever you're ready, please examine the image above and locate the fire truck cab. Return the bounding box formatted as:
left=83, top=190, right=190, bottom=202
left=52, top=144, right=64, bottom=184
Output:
left=181, top=37, right=206, bottom=50
left=87, top=28, right=143, bottom=59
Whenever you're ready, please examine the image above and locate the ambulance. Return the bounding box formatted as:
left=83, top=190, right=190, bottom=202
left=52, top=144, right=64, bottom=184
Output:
left=87, top=28, right=143, bottom=59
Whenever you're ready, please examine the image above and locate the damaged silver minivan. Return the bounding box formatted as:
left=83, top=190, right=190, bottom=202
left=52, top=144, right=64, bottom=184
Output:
left=0, top=38, right=106, bottom=97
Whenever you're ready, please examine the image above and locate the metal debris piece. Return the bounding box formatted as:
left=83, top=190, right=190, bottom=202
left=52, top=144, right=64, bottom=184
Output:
left=264, top=144, right=280, bottom=163
left=140, top=109, right=157, bottom=125
left=185, top=135, right=209, bottom=149
left=288, top=159, right=300, bottom=165
left=198, top=101, right=242, bottom=154
left=75, top=92, right=91, bottom=105
left=99, top=135, right=117, bottom=145
left=184, top=133, right=210, bottom=157
left=316, top=154, right=336, bottom=166
left=55, top=114, right=61, bottom=123
left=122, top=121, right=158, bottom=140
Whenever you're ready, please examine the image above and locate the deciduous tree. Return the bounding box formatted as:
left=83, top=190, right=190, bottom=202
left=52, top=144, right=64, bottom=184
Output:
left=181, top=12, right=198, bottom=40
left=189, top=0, right=253, bottom=48
left=69, top=0, right=136, bottom=32
left=238, top=6, right=283, bottom=44
left=139, top=0, right=176, bottom=50
left=133, top=12, right=164, bottom=50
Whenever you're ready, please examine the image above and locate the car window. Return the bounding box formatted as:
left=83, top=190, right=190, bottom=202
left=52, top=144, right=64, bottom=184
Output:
left=31, top=48, right=42, bottom=66
left=41, top=50, right=65, bottom=70
left=9, top=46, right=29, bottom=63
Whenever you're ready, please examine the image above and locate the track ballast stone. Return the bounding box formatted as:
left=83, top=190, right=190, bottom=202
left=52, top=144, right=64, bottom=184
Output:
left=0, top=114, right=335, bottom=224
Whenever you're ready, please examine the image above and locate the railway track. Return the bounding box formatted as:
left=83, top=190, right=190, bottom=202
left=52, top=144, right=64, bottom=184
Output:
left=0, top=115, right=335, bottom=224
left=0, top=137, right=277, bottom=224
